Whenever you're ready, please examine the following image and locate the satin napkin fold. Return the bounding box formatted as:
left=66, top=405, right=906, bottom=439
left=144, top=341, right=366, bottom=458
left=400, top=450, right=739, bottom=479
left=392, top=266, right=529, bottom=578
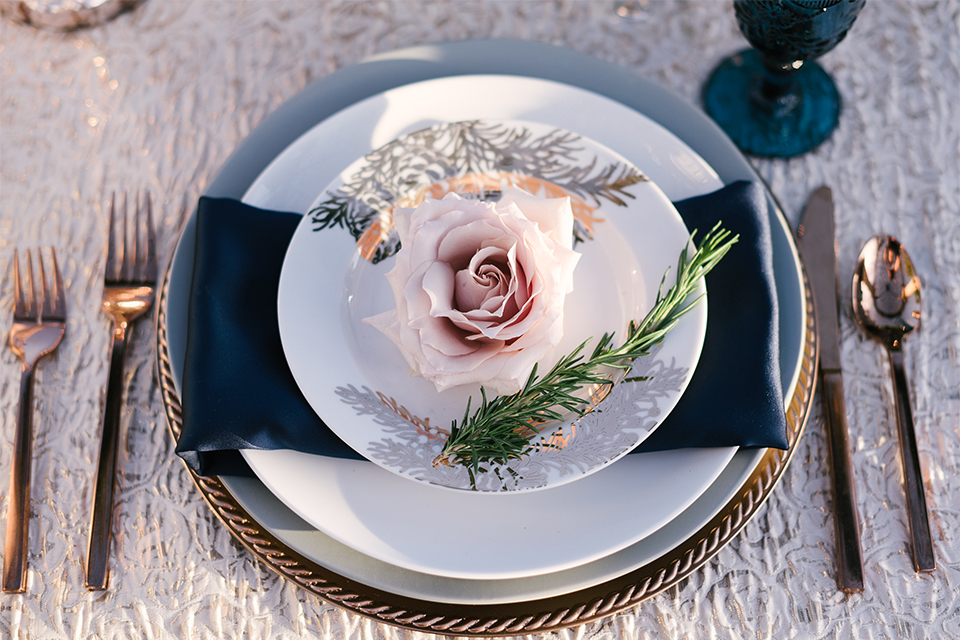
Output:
left=176, top=181, right=786, bottom=477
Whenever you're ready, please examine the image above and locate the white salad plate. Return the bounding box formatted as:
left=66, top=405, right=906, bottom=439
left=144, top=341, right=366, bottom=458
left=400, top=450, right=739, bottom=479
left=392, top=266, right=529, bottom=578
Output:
left=239, top=76, right=735, bottom=580
left=159, top=39, right=808, bottom=612
left=276, top=117, right=708, bottom=495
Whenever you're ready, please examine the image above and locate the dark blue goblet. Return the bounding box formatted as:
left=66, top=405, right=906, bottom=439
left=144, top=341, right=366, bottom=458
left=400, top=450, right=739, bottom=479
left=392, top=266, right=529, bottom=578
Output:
left=703, top=0, right=866, bottom=158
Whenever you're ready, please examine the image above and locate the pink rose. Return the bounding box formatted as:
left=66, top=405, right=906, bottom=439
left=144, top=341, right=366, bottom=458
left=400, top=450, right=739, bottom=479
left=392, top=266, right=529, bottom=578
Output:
left=364, top=187, right=581, bottom=394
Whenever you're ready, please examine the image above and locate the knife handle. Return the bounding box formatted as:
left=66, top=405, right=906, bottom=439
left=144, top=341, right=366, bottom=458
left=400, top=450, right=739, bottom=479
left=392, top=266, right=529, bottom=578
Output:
left=888, top=349, right=936, bottom=572
left=821, top=371, right=865, bottom=593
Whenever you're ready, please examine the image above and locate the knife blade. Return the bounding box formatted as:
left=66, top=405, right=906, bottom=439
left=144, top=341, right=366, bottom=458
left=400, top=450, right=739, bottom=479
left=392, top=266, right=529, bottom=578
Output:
left=797, top=186, right=865, bottom=593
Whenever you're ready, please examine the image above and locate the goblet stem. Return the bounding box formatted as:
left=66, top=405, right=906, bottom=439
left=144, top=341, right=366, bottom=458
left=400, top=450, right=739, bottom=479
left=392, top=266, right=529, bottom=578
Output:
left=752, top=58, right=803, bottom=119
left=702, top=49, right=840, bottom=158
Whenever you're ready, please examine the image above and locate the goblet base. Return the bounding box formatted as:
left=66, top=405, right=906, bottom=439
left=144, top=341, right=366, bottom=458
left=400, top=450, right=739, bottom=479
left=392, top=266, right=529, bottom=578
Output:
left=703, top=49, right=840, bottom=158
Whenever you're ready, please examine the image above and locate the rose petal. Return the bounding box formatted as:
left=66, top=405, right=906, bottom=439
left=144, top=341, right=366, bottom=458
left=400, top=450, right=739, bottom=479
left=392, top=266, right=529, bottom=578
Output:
left=437, top=218, right=508, bottom=267
left=499, top=187, right=574, bottom=249
left=362, top=309, right=421, bottom=371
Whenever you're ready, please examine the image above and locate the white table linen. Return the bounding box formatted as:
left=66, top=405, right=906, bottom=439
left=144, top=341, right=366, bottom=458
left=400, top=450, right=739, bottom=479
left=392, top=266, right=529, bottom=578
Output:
left=1, top=1, right=957, bottom=638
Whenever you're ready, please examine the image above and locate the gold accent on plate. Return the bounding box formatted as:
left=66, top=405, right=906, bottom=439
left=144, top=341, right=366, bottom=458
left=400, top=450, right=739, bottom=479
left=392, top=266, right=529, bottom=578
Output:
left=355, top=170, right=610, bottom=261
left=374, top=390, right=447, bottom=440
left=405, top=171, right=608, bottom=236
left=156, top=237, right=817, bottom=636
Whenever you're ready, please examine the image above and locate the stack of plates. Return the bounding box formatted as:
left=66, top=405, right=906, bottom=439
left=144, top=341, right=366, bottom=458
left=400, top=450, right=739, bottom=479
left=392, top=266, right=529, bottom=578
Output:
left=157, top=40, right=816, bottom=635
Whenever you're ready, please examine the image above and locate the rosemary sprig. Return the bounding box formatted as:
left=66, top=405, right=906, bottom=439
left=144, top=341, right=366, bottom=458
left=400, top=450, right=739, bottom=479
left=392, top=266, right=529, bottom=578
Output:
left=433, top=222, right=738, bottom=474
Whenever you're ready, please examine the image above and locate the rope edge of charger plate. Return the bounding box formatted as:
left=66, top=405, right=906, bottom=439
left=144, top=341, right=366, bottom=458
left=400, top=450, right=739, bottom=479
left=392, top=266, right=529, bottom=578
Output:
left=154, top=251, right=818, bottom=636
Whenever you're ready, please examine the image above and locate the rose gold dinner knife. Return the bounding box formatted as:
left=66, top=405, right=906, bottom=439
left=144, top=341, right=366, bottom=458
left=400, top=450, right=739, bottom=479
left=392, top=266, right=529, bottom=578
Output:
left=797, top=186, right=865, bottom=593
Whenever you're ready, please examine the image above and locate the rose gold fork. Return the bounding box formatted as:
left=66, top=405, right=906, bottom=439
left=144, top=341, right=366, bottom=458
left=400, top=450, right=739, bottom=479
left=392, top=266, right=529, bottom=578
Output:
left=85, top=193, right=156, bottom=590
left=3, top=248, right=66, bottom=593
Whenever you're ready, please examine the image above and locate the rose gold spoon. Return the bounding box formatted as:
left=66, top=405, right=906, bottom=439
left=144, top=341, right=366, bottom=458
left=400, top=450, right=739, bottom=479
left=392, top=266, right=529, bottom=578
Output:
left=852, top=235, right=935, bottom=572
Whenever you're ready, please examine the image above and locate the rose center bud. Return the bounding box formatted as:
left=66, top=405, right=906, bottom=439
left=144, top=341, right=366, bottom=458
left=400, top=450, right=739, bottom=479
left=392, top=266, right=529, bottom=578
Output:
left=454, top=246, right=520, bottom=319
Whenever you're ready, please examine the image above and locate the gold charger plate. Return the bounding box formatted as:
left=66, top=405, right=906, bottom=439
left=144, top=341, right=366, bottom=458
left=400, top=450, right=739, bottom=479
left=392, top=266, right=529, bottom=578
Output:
left=155, top=38, right=819, bottom=635
left=156, top=261, right=816, bottom=635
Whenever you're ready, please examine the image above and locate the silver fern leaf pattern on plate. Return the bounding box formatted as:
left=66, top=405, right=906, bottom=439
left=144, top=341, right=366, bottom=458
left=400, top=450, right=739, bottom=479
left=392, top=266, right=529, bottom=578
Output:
left=308, top=120, right=647, bottom=263
left=334, top=344, right=687, bottom=491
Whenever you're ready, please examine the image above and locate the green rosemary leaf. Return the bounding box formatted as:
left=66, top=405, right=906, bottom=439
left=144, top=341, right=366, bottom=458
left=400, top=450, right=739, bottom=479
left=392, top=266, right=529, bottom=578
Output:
left=433, top=223, right=738, bottom=473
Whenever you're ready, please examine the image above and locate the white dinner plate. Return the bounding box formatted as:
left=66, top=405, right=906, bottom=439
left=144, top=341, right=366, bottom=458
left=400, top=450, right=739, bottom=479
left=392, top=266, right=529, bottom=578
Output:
left=277, top=118, right=707, bottom=494
left=240, top=76, right=735, bottom=580
left=160, top=40, right=807, bottom=606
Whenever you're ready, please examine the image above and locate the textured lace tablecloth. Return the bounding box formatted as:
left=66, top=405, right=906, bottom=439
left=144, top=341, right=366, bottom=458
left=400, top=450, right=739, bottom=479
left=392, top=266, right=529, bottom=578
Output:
left=1, top=1, right=958, bottom=638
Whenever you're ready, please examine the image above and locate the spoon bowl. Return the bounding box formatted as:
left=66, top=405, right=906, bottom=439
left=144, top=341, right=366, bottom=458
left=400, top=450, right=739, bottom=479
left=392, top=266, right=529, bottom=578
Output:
left=852, top=235, right=921, bottom=349
left=852, top=234, right=935, bottom=572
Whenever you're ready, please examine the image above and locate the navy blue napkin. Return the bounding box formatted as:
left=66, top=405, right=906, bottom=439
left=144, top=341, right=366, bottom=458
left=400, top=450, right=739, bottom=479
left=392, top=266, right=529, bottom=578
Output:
left=176, top=181, right=787, bottom=477
left=642, top=181, right=786, bottom=451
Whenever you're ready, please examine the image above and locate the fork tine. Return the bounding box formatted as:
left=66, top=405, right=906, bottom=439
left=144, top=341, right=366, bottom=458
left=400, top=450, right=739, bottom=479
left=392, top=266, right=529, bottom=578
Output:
left=13, top=249, right=27, bottom=319
left=106, top=193, right=119, bottom=281
left=49, top=248, right=66, bottom=320
left=38, top=248, right=50, bottom=317
left=144, top=192, right=157, bottom=282
left=121, top=193, right=132, bottom=282
left=133, top=193, right=143, bottom=281
left=25, top=249, right=37, bottom=320
left=132, top=193, right=142, bottom=281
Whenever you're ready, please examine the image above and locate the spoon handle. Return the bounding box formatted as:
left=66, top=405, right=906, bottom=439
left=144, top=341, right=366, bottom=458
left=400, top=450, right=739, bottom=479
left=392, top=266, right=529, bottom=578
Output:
left=888, top=348, right=936, bottom=572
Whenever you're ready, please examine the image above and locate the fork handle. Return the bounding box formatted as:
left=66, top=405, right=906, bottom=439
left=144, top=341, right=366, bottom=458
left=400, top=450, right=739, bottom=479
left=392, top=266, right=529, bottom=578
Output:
left=85, top=326, right=127, bottom=590
left=3, top=365, right=36, bottom=593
